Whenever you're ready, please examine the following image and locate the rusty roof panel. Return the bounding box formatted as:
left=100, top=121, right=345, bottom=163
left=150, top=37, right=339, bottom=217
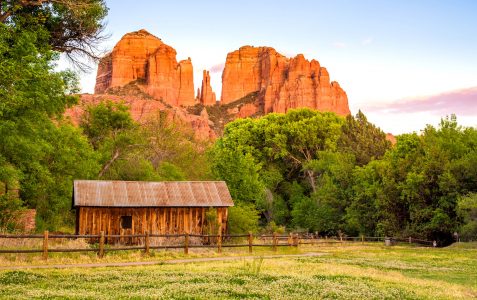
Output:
left=73, top=180, right=234, bottom=207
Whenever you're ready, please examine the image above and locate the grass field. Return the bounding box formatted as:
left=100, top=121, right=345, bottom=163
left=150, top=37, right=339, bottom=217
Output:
left=0, top=243, right=476, bottom=299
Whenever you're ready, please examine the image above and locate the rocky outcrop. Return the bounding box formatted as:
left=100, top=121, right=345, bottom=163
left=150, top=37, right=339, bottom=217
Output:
left=221, top=46, right=350, bottom=116
left=95, top=29, right=164, bottom=93
left=199, top=70, right=216, bottom=106
left=94, top=29, right=195, bottom=107
left=92, top=30, right=353, bottom=138
left=146, top=46, right=195, bottom=106
left=66, top=94, right=215, bottom=139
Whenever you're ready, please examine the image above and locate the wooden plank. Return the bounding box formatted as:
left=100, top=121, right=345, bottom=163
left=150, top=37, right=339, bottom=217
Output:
left=98, top=209, right=102, bottom=234
left=142, top=208, right=147, bottom=234
left=92, top=209, right=96, bottom=235
left=217, top=208, right=223, bottom=236
left=184, top=208, right=189, bottom=234
left=84, top=208, right=89, bottom=235
left=200, top=208, right=205, bottom=234
left=188, top=208, right=193, bottom=234
left=151, top=208, right=157, bottom=234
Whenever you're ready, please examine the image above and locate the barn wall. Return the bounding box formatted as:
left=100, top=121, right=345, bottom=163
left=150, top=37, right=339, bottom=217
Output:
left=77, top=207, right=228, bottom=240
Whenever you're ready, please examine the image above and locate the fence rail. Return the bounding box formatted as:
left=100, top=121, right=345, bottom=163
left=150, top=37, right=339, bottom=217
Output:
left=0, top=231, right=436, bottom=260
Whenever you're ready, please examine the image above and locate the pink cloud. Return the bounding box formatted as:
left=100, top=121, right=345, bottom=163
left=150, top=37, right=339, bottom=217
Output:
left=365, top=87, right=477, bottom=116
left=209, top=63, right=225, bottom=73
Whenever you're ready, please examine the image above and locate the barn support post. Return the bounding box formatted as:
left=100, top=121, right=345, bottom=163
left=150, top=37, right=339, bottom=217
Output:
left=184, top=233, right=189, bottom=255
left=42, top=230, right=48, bottom=260
left=144, top=230, right=150, bottom=255
left=248, top=232, right=253, bottom=253
left=99, top=231, right=105, bottom=258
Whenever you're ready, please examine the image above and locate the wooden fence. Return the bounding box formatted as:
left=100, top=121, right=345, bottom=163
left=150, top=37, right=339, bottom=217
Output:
left=0, top=232, right=436, bottom=260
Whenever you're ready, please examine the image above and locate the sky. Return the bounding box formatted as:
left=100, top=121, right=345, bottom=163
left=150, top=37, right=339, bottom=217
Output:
left=64, top=0, right=477, bottom=134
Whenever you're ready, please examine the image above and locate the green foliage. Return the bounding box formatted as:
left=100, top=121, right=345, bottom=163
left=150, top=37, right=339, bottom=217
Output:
left=0, top=193, right=24, bottom=232
left=457, top=193, right=477, bottom=239
left=346, top=116, right=477, bottom=243
left=211, top=109, right=347, bottom=232
left=227, top=202, right=260, bottom=234
left=212, top=108, right=476, bottom=244
left=0, top=1, right=107, bottom=230
left=0, top=23, right=101, bottom=230
left=338, top=110, right=391, bottom=166
left=1, top=0, right=109, bottom=67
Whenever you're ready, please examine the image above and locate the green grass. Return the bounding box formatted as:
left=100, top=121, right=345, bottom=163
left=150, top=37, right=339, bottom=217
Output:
left=0, top=243, right=476, bottom=299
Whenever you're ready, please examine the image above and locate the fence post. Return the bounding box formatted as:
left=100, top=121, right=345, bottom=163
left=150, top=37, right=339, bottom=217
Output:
left=361, top=235, right=364, bottom=244
left=184, top=233, right=189, bottom=255
left=99, top=231, right=105, bottom=258
left=217, top=233, right=222, bottom=254
left=288, top=233, right=293, bottom=246
left=145, top=231, right=150, bottom=256
left=42, top=230, right=49, bottom=260
left=409, top=236, right=412, bottom=244
left=273, top=232, right=278, bottom=251
left=293, top=233, right=299, bottom=247
left=248, top=232, right=253, bottom=254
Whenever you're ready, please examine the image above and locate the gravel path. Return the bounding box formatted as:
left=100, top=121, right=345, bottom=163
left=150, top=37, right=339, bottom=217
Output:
left=0, top=252, right=325, bottom=270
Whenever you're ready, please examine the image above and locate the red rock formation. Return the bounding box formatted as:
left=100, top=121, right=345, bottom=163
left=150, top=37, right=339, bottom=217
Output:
left=95, top=30, right=195, bottom=107
left=221, top=46, right=350, bottom=116
left=95, top=29, right=164, bottom=93
left=199, top=70, right=216, bottom=106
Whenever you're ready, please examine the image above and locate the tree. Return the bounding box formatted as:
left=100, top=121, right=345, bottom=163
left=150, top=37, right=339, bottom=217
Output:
left=227, top=202, right=260, bottom=234
left=1, top=0, right=109, bottom=69
left=0, top=1, right=107, bottom=230
left=211, top=109, right=347, bottom=230
left=80, top=101, right=140, bottom=179
left=457, top=193, right=477, bottom=240
left=345, top=116, right=477, bottom=243
left=338, top=110, right=391, bottom=166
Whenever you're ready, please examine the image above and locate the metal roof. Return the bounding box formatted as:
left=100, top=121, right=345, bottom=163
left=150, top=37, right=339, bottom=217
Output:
left=73, top=180, right=234, bottom=207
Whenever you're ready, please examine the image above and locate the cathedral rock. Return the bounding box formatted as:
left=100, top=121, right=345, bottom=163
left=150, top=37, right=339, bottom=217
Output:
left=95, top=29, right=195, bottom=107
left=88, top=30, right=351, bottom=138
left=221, top=46, right=350, bottom=116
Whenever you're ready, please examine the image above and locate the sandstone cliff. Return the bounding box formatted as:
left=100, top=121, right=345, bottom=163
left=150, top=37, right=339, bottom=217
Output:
left=91, top=30, right=352, bottom=138
left=221, top=46, right=350, bottom=116
left=95, top=29, right=195, bottom=107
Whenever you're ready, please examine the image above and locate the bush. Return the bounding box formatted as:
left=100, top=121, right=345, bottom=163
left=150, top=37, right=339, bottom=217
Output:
left=457, top=193, right=477, bottom=239
left=227, top=202, right=260, bottom=234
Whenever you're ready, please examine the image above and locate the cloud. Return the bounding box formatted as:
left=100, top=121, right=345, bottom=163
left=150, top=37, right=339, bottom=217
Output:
left=365, top=87, right=477, bottom=116
left=209, top=63, right=225, bottom=73
left=361, top=37, right=373, bottom=46
left=332, top=42, right=347, bottom=48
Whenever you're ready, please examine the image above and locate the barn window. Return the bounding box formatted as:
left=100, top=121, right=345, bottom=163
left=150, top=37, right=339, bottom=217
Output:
left=120, top=216, right=132, bottom=229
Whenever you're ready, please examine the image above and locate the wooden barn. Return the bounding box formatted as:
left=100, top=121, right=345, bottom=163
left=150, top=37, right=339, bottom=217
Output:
left=73, top=180, right=234, bottom=240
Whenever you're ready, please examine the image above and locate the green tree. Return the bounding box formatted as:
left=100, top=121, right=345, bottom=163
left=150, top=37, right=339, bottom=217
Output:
left=338, top=110, right=391, bottom=166
left=211, top=109, right=347, bottom=230
left=1, top=0, right=108, bottom=68
left=457, top=193, right=477, bottom=239
left=227, top=202, right=260, bottom=234
left=0, top=1, right=107, bottom=230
